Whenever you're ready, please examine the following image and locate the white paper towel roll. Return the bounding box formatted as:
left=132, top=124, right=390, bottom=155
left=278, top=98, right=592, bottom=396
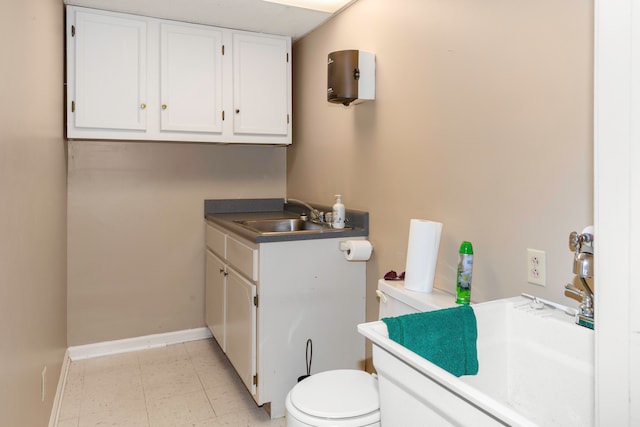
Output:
left=404, top=219, right=443, bottom=293
left=340, top=240, right=373, bottom=261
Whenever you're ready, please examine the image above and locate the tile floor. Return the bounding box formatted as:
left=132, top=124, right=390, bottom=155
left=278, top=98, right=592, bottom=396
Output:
left=56, top=339, right=287, bottom=427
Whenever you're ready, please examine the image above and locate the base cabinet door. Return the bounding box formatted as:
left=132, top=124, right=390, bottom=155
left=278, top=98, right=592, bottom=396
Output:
left=225, top=268, right=257, bottom=395
left=205, top=250, right=226, bottom=351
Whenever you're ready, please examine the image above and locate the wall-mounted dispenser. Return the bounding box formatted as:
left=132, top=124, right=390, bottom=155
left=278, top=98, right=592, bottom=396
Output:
left=327, top=50, right=375, bottom=106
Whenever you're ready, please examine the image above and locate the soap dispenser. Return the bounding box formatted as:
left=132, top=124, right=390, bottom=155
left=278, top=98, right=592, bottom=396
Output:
left=332, top=195, right=345, bottom=229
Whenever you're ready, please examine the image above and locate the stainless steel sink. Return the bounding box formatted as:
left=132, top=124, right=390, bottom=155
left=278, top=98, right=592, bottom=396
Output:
left=234, top=218, right=349, bottom=234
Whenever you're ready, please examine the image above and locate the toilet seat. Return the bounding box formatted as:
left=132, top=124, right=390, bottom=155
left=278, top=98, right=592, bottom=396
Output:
left=286, top=369, right=380, bottom=426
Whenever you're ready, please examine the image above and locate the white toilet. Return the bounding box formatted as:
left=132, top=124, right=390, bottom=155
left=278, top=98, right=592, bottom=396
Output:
left=285, top=279, right=456, bottom=427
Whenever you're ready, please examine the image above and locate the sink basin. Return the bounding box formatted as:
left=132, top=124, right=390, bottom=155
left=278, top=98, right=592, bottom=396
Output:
left=234, top=218, right=350, bottom=234
left=358, top=295, right=595, bottom=426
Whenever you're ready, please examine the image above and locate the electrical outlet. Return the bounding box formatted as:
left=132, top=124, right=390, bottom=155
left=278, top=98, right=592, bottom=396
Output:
left=527, top=248, right=546, bottom=286
left=41, top=366, right=47, bottom=402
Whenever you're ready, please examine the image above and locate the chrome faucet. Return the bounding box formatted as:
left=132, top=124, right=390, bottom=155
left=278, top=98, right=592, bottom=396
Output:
left=285, top=198, right=323, bottom=222
left=564, top=227, right=595, bottom=329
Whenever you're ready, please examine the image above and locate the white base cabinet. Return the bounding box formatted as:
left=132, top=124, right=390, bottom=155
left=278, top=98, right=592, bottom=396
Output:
left=66, top=6, right=291, bottom=145
left=205, top=254, right=258, bottom=395
left=205, top=221, right=366, bottom=418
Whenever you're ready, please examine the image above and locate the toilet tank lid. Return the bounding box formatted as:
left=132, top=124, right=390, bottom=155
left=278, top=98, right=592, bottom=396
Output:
left=290, top=369, right=379, bottom=418
left=378, top=279, right=456, bottom=312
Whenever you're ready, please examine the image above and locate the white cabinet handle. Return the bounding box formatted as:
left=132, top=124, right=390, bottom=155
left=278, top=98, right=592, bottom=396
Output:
left=375, top=290, right=387, bottom=303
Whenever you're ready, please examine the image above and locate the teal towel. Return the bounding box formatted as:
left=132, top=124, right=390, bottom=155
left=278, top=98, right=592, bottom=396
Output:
left=382, top=305, right=478, bottom=377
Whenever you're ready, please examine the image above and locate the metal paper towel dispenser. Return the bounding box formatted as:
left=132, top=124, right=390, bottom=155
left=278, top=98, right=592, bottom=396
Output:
left=327, top=50, right=375, bottom=106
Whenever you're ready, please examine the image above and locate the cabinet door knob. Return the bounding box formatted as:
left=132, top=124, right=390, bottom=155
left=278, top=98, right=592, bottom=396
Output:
left=235, top=109, right=240, bottom=114
left=162, top=104, right=167, bottom=110
left=140, top=103, right=146, bottom=109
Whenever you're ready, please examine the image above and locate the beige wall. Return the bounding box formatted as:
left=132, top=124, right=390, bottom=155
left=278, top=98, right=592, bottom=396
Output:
left=0, top=0, right=68, bottom=425
left=67, top=141, right=286, bottom=345
left=289, top=0, right=593, bottom=325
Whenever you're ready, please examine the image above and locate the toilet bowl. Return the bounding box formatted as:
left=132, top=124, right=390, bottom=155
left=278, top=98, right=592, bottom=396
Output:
left=285, top=279, right=456, bottom=427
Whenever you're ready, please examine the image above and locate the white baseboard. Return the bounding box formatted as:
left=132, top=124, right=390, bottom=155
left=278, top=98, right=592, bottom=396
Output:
left=48, top=349, right=71, bottom=427
left=67, top=327, right=213, bottom=361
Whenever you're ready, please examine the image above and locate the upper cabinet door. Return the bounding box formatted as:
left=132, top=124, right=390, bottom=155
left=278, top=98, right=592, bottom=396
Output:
left=72, top=10, right=147, bottom=131
left=160, top=24, right=224, bottom=133
left=233, top=33, right=290, bottom=136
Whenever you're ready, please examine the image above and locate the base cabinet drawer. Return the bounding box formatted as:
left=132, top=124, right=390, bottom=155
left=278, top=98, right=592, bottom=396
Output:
left=226, top=235, right=258, bottom=281
left=206, top=224, right=226, bottom=258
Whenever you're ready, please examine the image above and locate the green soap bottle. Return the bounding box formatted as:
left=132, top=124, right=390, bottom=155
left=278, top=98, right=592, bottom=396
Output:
left=456, top=241, right=474, bottom=304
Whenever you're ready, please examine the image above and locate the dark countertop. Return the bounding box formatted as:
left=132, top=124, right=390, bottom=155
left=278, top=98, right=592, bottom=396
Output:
left=204, top=198, right=369, bottom=243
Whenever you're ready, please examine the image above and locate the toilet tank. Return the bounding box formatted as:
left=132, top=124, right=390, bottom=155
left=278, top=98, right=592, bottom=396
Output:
left=377, top=280, right=456, bottom=318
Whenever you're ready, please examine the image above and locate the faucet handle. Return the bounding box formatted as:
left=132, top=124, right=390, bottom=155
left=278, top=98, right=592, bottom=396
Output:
left=569, top=230, right=594, bottom=253
left=565, top=283, right=594, bottom=319
left=565, top=283, right=585, bottom=299
left=569, top=231, right=580, bottom=252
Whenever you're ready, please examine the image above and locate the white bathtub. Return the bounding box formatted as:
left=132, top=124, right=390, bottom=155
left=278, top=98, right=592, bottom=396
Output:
left=358, top=296, right=594, bottom=427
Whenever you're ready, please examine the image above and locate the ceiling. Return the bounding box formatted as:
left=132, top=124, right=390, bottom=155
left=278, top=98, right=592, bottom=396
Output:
left=64, top=0, right=358, bottom=40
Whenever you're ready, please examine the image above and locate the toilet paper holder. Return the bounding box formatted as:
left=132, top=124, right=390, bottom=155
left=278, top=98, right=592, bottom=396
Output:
left=338, top=240, right=373, bottom=261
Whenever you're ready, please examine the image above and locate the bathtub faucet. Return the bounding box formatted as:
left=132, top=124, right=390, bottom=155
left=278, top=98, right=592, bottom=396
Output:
left=565, top=227, right=595, bottom=329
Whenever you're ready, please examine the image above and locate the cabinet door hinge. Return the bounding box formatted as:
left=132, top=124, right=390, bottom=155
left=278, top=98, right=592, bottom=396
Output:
left=71, top=25, right=76, bottom=37
left=253, top=295, right=259, bottom=307
left=71, top=100, right=75, bottom=112
left=222, top=45, right=225, bottom=55
left=253, top=374, right=258, bottom=386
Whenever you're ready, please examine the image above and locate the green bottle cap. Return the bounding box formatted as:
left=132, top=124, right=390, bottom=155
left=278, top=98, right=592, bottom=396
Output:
left=459, top=241, right=473, bottom=254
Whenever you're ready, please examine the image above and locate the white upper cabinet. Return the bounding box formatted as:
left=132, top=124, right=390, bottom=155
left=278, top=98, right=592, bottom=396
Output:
left=72, top=10, right=147, bottom=131
left=66, top=6, right=292, bottom=145
left=233, top=33, right=290, bottom=137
